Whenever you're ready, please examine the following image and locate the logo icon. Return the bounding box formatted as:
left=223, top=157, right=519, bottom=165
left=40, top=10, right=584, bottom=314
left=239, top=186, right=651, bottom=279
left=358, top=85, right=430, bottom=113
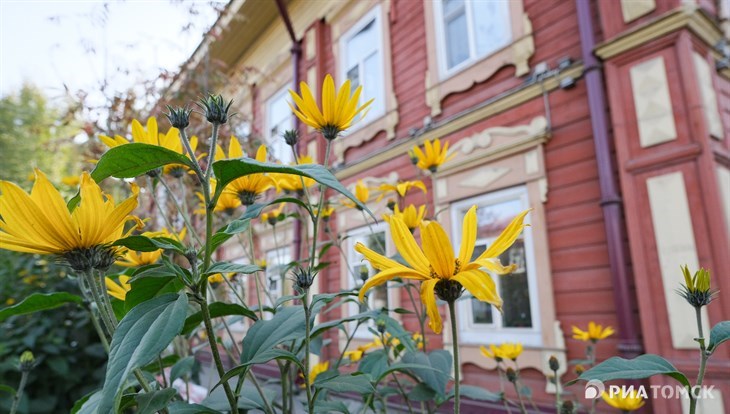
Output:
left=585, top=380, right=605, bottom=399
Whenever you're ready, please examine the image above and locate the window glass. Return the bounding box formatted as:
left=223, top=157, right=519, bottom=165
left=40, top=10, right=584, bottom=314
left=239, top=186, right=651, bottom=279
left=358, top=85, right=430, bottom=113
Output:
left=266, top=90, right=293, bottom=164
left=265, top=247, right=291, bottom=309
left=341, top=8, right=384, bottom=127
left=439, top=0, right=512, bottom=72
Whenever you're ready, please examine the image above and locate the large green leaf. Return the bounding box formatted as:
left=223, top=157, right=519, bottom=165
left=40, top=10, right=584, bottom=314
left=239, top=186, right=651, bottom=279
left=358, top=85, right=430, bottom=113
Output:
left=568, top=354, right=691, bottom=389
left=0, top=292, right=83, bottom=322
left=98, top=293, right=189, bottom=413
left=135, top=388, right=177, bottom=414
left=204, top=262, right=261, bottom=276
left=74, top=390, right=101, bottom=414
left=240, top=306, right=306, bottom=366
left=708, top=321, right=730, bottom=354
left=401, top=350, right=452, bottom=397
left=181, top=302, right=258, bottom=335
left=314, top=372, right=374, bottom=394
left=91, top=143, right=194, bottom=181
left=125, top=275, right=185, bottom=312
left=357, top=350, right=390, bottom=380
left=167, top=402, right=220, bottom=414
left=212, top=159, right=374, bottom=218
left=447, top=385, right=501, bottom=402
left=312, top=309, right=380, bottom=337
left=169, top=356, right=195, bottom=382
left=201, top=386, right=276, bottom=411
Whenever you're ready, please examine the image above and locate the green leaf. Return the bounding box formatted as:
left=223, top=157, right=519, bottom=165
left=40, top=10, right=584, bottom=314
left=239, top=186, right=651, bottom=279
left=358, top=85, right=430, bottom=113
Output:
left=0, top=292, right=83, bottom=322
left=135, top=388, right=177, bottom=414
left=125, top=275, right=184, bottom=312
left=240, top=306, right=306, bottom=366
left=708, top=321, right=730, bottom=354
left=217, top=349, right=304, bottom=387
left=314, top=372, right=374, bottom=394
left=168, top=402, right=220, bottom=413
left=409, top=383, right=436, bottom=402
left=312, top=309, right=380, bottom=337
left=357, top=350, right=390, bottom=379
left=74, top=390, right=101, bottom=414
left=202, top=386, right=276, bottom=411
left=313, top=401, right=350, bottom=413
left=382, top=315, right=417, bottom=353
left=98, top=293, right=189, bottom=413
left=450, top=385, right=502, bottom=402
left=204, top=262, right=261, bottom=276
left=91, top=143, right=194, bottom=181
left=181, top=302, right=258, bottom=335
left=0, top=384, right=15, bottom=395
left=170, top=356, right=195, bottom=382
left=568, top=354, right=691, bottom=389
left=212, top=158, right=374, bottom=219
left=140, top=355, right=180, bottom=373
left=113, top=236, right=160, bottom=252
left=401, top=350, right=452, bottom=397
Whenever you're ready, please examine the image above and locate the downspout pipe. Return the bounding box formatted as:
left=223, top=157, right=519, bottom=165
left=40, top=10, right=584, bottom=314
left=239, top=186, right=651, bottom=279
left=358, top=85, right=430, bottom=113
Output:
left=575, top=0, right=643, bottom=357
left=274, top=0, right=303, bottom=261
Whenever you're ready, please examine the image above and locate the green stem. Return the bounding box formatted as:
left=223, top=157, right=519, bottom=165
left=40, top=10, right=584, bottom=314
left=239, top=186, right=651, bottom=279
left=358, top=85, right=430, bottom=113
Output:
left=158, top=177, right=203, bottom=246
left=9, top=371, right=28, bottom=414
left=690, top=306, right=708, bottom=414
left=511, top=377, right=528, bottom=414
left=405, top=283, right=427, bottom=351
left=302, top=290, right=314, bottom=414
left=178, top=128, right=206, bottom=183
left=204, top=123, right=220, bottom=183
left=334, top=321, right=361, bottom=369
left=496, top=364, right=513, bottom=414
left=448, top=300, right=460, bottom=414
left=199, top=294, right=239, bottom=414
left=308, top=140, right=333, bottom=271
left=551, top=365, right=561, bottom=412
left=158, top=356, right=168, bottom=388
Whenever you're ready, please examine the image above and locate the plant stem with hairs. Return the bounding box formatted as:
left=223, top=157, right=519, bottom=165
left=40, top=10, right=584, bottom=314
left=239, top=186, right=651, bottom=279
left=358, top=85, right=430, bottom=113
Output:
left=448, top=300, right=461, bottom=414
left=689, top=306, right=708, bottom=414
left=9, top=371, right=28, bottom=414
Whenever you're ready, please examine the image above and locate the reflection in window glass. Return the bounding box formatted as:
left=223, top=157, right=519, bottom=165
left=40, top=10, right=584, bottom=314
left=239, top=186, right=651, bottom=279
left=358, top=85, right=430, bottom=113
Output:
left=471, top=0, right=511, bottom=57
left=445, top=13, right=469, bottom=68
left=266, top=90, right=293, bottom=164
left=342, top=10, right=384, bottom=125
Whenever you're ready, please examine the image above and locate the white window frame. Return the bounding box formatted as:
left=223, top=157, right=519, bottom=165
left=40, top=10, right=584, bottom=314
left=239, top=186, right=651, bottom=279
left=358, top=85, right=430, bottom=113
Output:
left=450, top=186, right=541, bottom=346
left=265, top=86, right=294, bottom=164
left=265, top=246, right=291, bottom=312
left=347, top=221, right=391, bottom=339
left=338, top=4, right=385, bottom=132
left=433, top=0, right=513, bottom=79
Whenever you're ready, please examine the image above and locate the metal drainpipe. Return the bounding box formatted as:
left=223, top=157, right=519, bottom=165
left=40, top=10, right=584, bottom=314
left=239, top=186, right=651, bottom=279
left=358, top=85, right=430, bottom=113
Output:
left=274, top=0, right=304, bottom=261
left=575, top=0, right=643, bottom=357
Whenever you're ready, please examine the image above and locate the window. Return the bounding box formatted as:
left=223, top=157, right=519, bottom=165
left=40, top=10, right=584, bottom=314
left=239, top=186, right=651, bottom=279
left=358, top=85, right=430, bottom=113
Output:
left=436, top=0, right=512, bottom=76
left=450, top=186, right=541, bottom=345
left=266, top=87, right=293, bottom=164
left=340, top=5, right=385, bottom=128
left=265, top=247, right=291, bottom=311
left=347, top=222, right=389, bottom=338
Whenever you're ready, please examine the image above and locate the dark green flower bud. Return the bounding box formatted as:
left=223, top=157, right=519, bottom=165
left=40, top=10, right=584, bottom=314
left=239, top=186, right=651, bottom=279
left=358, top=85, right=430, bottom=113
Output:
left=283, top=129, right=299, bottom=147
left=359, top=265, right=369, bottom=282
left=560, top=400, right=575, bottom=414
left=293, top=267, right=315, bottom=292
left=549, top=355, right=560, bottom=372
left=197, top=94, right=235, bottom=125
left=165, top=105, right=193, bottom=129
left=505, top=367, right=517, bottom=383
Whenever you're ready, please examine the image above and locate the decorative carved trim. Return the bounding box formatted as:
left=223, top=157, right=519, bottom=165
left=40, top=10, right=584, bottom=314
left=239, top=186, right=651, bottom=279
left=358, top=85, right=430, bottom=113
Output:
left=334, top=62, right=581, bottom=181
left=629, top=56, right=677, bottom=147
left=692, top=52, right=724, bottom=139
left=595, top=5, right=724, bottom=59
left=423, top=0, right=535, bottom=116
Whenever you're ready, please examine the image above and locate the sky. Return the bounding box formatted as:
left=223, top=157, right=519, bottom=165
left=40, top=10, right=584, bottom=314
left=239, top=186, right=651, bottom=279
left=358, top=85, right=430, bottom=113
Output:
left=0, top=0, right=224, bottom=108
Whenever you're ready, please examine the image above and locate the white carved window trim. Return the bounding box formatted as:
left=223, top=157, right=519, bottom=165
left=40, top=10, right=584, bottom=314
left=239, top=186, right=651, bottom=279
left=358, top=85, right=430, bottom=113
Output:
left=265, top=85, right=294, bottom=164
left=450, top=186, right=542, bottom=346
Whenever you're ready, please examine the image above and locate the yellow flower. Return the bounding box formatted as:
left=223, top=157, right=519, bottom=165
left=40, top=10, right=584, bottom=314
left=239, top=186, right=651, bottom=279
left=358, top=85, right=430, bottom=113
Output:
left=412, top=138, right=456, bottom=173
left=679, top=265, right=715, bottom=307
left=256, top=258, right=267, bottom=270
left=208, top=273, right=233, bottom=284
left=272, top=155, right=316, bottom=193
left=288, top=74, right=373, bottom=139
left=318, top=205, right=335, bottom=221
left=98, top=117, right=199, bottom=176
left=5, top=298, right=15, bottom=305
left=116, top=228, right=186, bottom=267
left=61, top=176, right=80, bottom=186
left=377, top=180, right=427, bottom=200
left=342, top=180, right=369, bottom=209
left=261, top=204, right=285, bottom=225
left=383, top=204, right=426, bottom=231
left=357, top=206, right=529, bottom=334
left=305, top=361, right=329, bottom=387
left=105, top=275, right=131, bottom=301
left=480, top=343, right=523, bottom=361
left=601, top=390, right=645, bottom=411
left=0, top=169, right=140, bottom=261
left=412, top=333, right=425, bottom=350
left=344, top=349, right=364, bottom=362
left=223, top=145, right=275, bottom=205
left=572, top=321, right=615, bottom=342
left=196, top=179, right=241, bottom=216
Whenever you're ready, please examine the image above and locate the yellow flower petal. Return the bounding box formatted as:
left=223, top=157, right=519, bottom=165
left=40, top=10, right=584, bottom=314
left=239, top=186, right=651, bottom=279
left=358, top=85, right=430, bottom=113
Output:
left=420, top=279, right=442, bottom=334
left=420, top=220, right=455, bottom=278
left=452, top=269, right=502, bottom=310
